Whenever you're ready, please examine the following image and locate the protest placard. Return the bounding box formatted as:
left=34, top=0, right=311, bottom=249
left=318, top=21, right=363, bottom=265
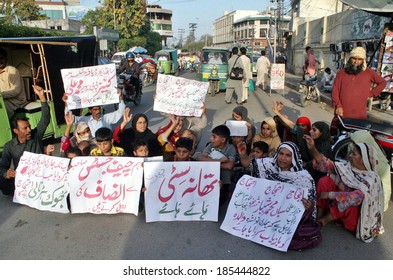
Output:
left=153, top=74, right=209, bottom=117
left=61, top=64, right=118, bottom=110
left=67, top=156, right=144, bottom=215
left=144, top=161, right=220, bottom=222
left=225, top=120, right=248, bottom=136
left=14, top=152, right=70, bottom=213
left=270, top=63, right=285, bottom=90
left=220, top=175, right=305, bottom=252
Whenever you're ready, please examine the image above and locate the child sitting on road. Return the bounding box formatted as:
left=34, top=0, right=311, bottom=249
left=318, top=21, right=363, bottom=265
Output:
left=252, top=141, right=269, bottom=159
left=65, top=147, right=82, bottom=159
left=90, top=127, right=125, bottom=156
left=166, top=137, right=196, bottom=162
left=197, top=125, right=236, bottom=205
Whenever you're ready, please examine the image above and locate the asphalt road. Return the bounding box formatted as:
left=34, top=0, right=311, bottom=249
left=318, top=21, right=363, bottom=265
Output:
left=1, top=70, right=392, bottom=262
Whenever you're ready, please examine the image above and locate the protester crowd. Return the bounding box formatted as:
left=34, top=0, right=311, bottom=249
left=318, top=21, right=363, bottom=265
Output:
left=0, top=45, right=388, bottom=249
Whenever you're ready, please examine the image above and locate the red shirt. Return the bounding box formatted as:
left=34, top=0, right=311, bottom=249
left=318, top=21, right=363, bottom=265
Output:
left=332, top=68, right=386, bottom=119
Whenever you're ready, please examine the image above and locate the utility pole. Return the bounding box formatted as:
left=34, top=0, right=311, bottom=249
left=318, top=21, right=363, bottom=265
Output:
left=188, top=23, right=197, bottom=43
left=178, top=28, right=185, bottom=48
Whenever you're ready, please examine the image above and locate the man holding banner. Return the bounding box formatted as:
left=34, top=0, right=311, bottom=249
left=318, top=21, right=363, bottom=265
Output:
left=0, top=85, right=50, bottom=196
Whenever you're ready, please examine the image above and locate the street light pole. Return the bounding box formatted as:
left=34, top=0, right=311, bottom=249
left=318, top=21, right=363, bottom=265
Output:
left=273, top=8, right=276, bottom=63
left=113, top=0, right=116, bottom=30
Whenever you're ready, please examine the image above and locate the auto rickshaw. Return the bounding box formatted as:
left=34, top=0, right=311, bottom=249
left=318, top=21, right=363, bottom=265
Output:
left=0, top=35, right=97, bottom=154
left=198, top=47, right=229, bottom=91
left=154, top=49, right=178, bottom=75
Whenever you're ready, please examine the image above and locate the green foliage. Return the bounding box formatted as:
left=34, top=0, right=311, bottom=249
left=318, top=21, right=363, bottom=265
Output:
left=182, top=35, right=213, bottom=52
left=81, top=9, right=107, bottom=35
left=0, top=24, right=71, bottom=37
left=102, top=0, right=146, bottom=39
left=146, top=31, right=162, bottom=55
left=0, top=0, right=47, bottom=24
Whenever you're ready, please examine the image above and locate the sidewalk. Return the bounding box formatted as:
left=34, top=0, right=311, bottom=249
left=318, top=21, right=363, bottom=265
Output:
left=284, top=72, right=393, bottom=125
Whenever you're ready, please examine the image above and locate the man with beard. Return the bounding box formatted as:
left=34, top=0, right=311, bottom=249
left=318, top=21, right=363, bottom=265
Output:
left=332, top=46, right=386, bottom=119
left=0, top=85, right=50, bottom=196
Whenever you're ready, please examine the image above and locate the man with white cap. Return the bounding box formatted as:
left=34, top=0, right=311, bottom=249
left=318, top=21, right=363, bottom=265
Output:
left=332, top=46, right=386, bottom=120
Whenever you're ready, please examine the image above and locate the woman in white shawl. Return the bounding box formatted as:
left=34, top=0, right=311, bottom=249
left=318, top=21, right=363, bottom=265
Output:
left=305, top=135, right=384, bottom=242
left=239, top=141, right=316, bottom=219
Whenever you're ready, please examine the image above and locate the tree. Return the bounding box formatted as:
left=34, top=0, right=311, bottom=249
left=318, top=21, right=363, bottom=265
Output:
left=102, top=0, right=146, bottom=39
left=0, top=0, right=47, bottom=25
left=81, top=9, right=109, bottom=35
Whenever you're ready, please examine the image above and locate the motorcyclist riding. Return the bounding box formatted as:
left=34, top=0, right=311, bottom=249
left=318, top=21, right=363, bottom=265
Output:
left=117, top=52, right=142, bottom=103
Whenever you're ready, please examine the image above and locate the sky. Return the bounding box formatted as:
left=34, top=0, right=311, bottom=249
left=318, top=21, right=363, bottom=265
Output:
left=79, top=0, right=280, bottom=40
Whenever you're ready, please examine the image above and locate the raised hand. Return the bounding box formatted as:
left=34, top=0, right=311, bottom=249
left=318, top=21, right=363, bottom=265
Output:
left=32, top=85, right=46, bottom=102
left=64, top=111, right=75, bottom=126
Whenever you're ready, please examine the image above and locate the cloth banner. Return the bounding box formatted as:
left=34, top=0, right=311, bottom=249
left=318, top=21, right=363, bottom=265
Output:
left=220, top=175, right=305, bottom=252
left=61, top=64, right=118, bottom=110
left=144, top=162, right=220, bottom=222
left=13, top=152, right=70, bottom=213
left=154, top=74, right=209, bottom=117
left=270, top=63, right=285, bottom=90
left=67, top=156, right=144, bottom=215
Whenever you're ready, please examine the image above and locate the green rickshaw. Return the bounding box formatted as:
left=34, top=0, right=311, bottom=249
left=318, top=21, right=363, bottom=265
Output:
left=0, top=35, right=97, bottom=154
left=198, top=47, right=229, bottom=93
left=155, top=49, right=178, bottom=75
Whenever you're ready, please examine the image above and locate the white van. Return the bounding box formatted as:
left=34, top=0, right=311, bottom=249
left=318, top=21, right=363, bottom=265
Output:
left=111, top=51, right=127, bottom=69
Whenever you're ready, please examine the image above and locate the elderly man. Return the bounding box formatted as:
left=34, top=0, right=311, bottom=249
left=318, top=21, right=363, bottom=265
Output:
left=332, top=46, right=386, bottom=120
left=0, top=48, right=27, bottom=118
left=0, top=85, right=50, bottom=196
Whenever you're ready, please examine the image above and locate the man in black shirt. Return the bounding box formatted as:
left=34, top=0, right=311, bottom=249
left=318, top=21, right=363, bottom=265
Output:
left=0, top=85, right=50, bottom=195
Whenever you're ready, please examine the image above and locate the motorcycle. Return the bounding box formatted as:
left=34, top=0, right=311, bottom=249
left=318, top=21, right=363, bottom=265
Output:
left=140, top=66, right=156, bottom=87
left=117, top=73, right=142, bottom=106
left=299, top=74, right=321, bottom=107
left=331, top=115, right=393, bottom=167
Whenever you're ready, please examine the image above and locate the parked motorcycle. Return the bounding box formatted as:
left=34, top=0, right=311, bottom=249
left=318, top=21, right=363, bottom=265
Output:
left=331, top=115, right=393, bottom=166
left=117, top=73, right=142, bottom=106
left=298, top=75, right=321, bottom=107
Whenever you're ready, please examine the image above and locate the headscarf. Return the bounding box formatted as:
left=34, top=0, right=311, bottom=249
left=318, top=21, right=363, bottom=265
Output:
left=296, top=116, right=311, bottom=132
left=132, top=114, right=150, bottom=138
left=351, top=130, right=391, bottom=211
left=156, top=117, right=184, bottom=148
left=231, top=106, right=256, bottom=139
left=232, top=106, right=251, bottom=122
left=253, top=117, right=281, bottom=157
left=120, top=113, right=160, bottom=156
left=74, top=121, right=94, bottom=144
left=312, top=121, right=332, bottom=159
left=334, top=142, right=384, bottom=242
left=348, top=46, right=367, bottom=70
left=253, top=141, right=317, bottom=219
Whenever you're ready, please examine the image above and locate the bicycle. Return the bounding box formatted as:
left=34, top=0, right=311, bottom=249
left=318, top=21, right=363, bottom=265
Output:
left=299, top=74, right=321, bottom=107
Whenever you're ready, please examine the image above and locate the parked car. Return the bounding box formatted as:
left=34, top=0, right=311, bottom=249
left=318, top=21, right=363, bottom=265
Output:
left=111, top=51, right=127, bottom=69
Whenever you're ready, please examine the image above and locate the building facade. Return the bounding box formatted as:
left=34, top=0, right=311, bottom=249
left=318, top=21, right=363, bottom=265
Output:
left=146, top=5, right=173, bottom=47
left=213, top=10, right=258, bottom=49
left=288, top=0, right=390, bottom=75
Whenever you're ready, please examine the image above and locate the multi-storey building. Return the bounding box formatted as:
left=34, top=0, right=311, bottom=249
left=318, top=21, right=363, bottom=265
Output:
left=146, top=5, right=173, bottom=47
